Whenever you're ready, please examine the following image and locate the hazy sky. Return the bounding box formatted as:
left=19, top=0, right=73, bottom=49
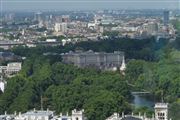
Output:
left=1, top=0, right=179, bottom=11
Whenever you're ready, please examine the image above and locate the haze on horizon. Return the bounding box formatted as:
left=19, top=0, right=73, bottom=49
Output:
left=1, top=0, right=180, bottom=11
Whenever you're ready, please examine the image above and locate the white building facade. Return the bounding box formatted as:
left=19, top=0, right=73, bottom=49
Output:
left=106, top=103, right=170, bottom=120
left=0, top=62, right=22, bottom=77
left=154, top=103, right=168, bottom=120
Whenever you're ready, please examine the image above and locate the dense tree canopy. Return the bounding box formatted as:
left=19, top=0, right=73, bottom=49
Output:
left=0, top=37, right=179, bottom=120
left=125, top=50, right=180, bottom=120
left=0, top=56, right=132, bottom=120
left=11, top=37, right=167, bottom=61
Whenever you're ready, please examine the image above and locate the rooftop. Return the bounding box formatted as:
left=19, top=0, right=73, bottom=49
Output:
left=121, top=116, right=142, bottom=120
left=23, top=110, right=54, bottom=116
left=154, top=103, right=168, bottom=108
left=62, top=50, right=124, bottom=56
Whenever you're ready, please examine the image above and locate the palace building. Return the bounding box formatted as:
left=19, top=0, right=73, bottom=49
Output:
left=61, top=50, right=125, bottom=71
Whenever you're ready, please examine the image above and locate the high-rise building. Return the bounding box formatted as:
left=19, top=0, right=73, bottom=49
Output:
left=62, top=15, right=70, bottom=22
left=61, top=23, right=68, bottom=33
left=38, top=20, right=44, bottom=28
left=54, top=23, right=61, bottom=32
left=34, top=12, right=42, bottom=22
left=163, top=11, right=169, bottom=26
left=144, top=22, right=158, bottom=35
left=54, top=23, right=67, bottom=33
left=4, top=13, right=15, bottom=21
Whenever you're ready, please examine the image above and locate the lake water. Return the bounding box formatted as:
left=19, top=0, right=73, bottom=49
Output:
left=132, top=93, right=155, bottom=110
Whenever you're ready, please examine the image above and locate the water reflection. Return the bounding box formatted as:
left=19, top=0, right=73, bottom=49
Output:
left=132, top=93, right=155, bottom=109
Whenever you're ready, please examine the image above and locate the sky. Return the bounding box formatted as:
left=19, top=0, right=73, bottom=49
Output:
left=1, top=0, right=179, bottom=11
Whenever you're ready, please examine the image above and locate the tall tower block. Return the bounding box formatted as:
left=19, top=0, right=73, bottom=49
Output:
left=163, top=11, right=169, bottom=26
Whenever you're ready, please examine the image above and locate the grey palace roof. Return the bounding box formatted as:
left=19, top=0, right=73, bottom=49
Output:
left=121, top=116, right=142, bottom=120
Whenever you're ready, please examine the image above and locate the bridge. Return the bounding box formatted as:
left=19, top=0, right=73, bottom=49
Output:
left=125, top=81, right=151, bottom=94
left=0, top=41, right=62, bottom=46
left=131, top=91, right=151, bottom=94
left=0, top=41, right=62, bottom=49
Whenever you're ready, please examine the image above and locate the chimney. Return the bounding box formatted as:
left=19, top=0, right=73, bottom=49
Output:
left=19, top=112, right=21, bottom=116
left=139, top=112, right=141, bottom=117
left=117, top=113, right=119, bottom=117
left=14, top=111, right=17, bottom=115
left=144, top=113, right=146, bottom=118
left=122, top=112, right=124, bottom=118
left=152, top=114, right=154, bottom=119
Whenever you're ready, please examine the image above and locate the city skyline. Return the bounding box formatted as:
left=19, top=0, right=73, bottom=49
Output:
left=0, top=0, right=180, bottom=119
left=1, top=0, right=179, bottom=11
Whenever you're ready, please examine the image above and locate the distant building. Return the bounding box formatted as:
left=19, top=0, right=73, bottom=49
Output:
left=61, top=39, right=71, bottom=46
left=62, top=15, right=70, bottom=23
left=0, top=52, right=15, bottom=61
left=38, top=20, right=44, bottom=28
left=0, top=41, right=22, bottom=50
left=99, top=26, right=104, bottom=33
left=88, top=23, right=96, bottom=29
left=144, top=22, right=158, bottom=36
left=163, top=11, right=169, bottom=26
left=4, top=13, right=15, bottom=21
left=34, top=12, right=42, bottom=22
left=106, top=102, right=170, bottom=120
left=54, top=23, right=67, bottom=33
left=61, top=50, right=124, bottom=70
left=54, top=23, right=61, bottom=32
left=61, top=23, right=68, bottom=33
left=46, top=39, right=57, bottom=42
left=0, top=62, right=22, bottom=77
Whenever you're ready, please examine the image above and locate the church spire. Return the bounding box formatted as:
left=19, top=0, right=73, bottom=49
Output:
left=120, top=56, right=126, bottom=72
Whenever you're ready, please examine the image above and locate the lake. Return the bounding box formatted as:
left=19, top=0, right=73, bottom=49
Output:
left=132, top=93, right=155, bottom=110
